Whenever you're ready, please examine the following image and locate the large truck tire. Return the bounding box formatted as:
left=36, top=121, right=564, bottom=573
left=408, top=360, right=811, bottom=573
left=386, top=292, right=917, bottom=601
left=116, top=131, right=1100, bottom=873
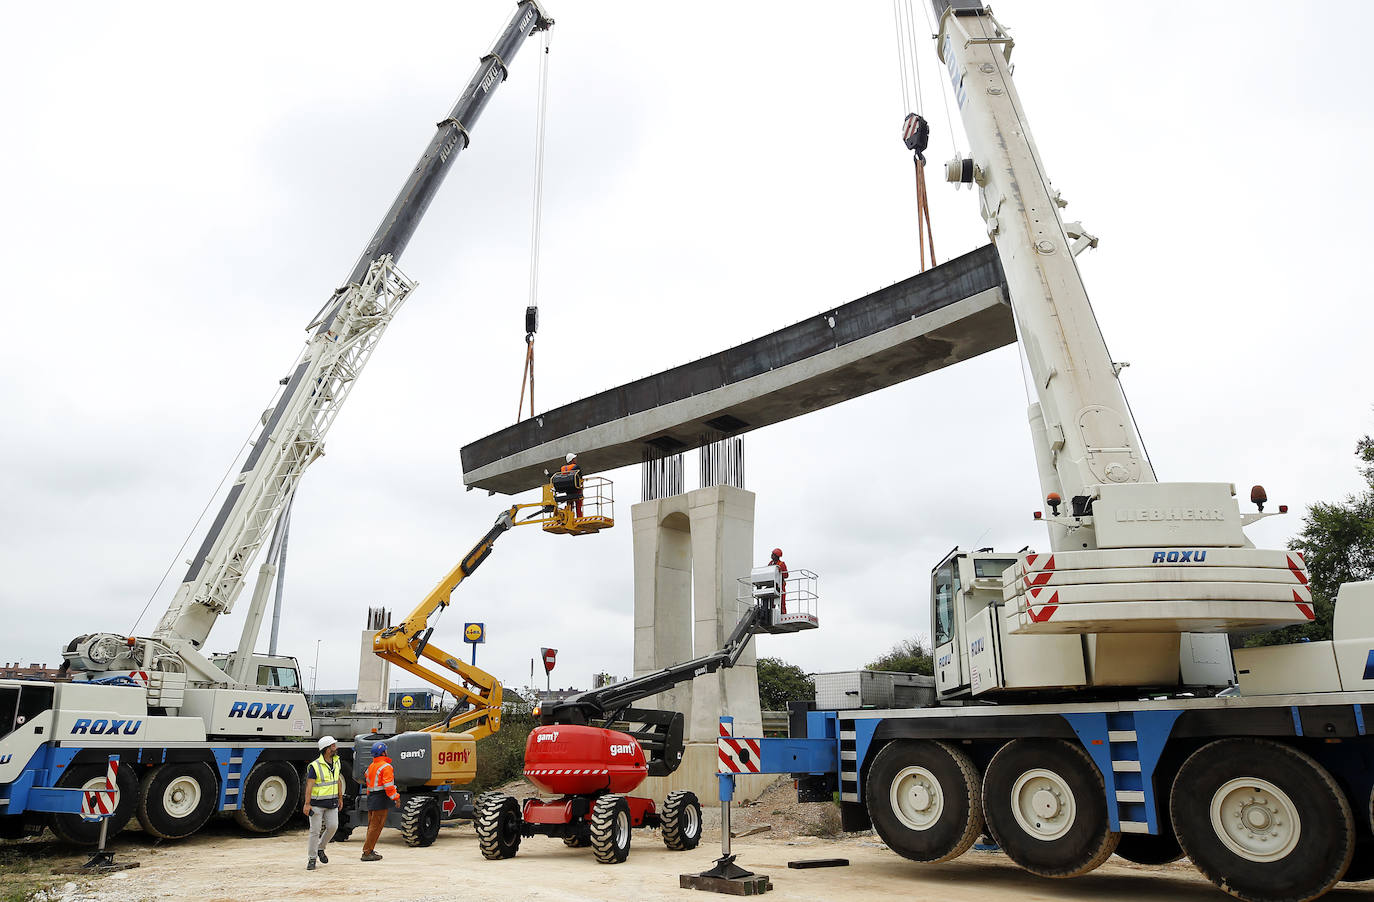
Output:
left=1171, top=738, right=1354, bottom=902
left=982, top=738, right=1119, bottom=878
left=48, top=762, right=138, bottom=846
left=660, top=790, right=702, bottom=851
left=589, top=794, right=632, bottom=864
left=400, top=796, right=441, bottom=847
left=865, top=739, right=983, bottom=863
left=232, top=760, right=299, bottom=834
left=1342, top=838, right=1374, bottom=882
left=475, top=793, right=521, bottom=860
left=136, top=762, right=218, bottom=840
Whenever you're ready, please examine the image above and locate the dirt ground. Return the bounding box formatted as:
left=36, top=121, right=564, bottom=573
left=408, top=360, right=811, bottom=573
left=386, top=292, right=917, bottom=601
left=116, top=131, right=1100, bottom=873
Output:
left=7, top=778, right=1373, bottom=902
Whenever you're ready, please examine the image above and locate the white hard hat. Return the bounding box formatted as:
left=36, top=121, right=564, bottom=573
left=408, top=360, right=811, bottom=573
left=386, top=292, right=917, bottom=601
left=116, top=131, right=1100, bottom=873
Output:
left=566, top=452, right=577, bottom=463
left=318, top=735, right=338, bottom=751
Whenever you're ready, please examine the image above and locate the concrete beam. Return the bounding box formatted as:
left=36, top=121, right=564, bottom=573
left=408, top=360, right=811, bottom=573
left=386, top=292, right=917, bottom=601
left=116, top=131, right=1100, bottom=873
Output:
left=462, top=244, right=1012, bottom=494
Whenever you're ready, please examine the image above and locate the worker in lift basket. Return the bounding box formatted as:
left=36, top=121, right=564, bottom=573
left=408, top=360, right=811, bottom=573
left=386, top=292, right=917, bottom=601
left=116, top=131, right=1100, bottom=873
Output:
left=769, top=548, right=789, bottom=614
left=361, top=741, right=401, bottom=861
left=304, top=735, right=343, bottom=871
left=560, top=452, right=584, bottom=518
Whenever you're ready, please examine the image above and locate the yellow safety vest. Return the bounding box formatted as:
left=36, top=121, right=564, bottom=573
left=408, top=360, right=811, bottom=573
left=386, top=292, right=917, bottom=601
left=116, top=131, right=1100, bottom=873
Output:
left=308, top=755, right=341, bottom=799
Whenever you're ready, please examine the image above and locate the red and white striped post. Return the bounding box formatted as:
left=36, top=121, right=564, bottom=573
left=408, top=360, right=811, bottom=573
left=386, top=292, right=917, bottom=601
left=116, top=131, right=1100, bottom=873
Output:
left=79, top=756, right=120, bottom=869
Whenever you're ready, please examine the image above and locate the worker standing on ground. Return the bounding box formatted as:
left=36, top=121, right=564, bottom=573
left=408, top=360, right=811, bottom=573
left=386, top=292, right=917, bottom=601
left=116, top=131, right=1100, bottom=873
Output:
left=303, top=735, right=343, bottom=871
left=770, top=548, right=789, bottom=613
left=560, top=452, right=584, bottom=518
left=361, top=741, right=401, bottom=861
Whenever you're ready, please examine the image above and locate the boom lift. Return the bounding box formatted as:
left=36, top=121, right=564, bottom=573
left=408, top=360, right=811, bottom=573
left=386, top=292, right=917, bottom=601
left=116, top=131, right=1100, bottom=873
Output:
left=474, top=564, right=817, bottom=864
left=0, top=1, right=553, bottom=847
left=342, top=477, right=613, bottom=846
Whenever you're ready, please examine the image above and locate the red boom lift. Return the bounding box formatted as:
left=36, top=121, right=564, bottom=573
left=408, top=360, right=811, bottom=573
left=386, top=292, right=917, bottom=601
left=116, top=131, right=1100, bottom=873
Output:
left=475, top=565, right=817, bottom=863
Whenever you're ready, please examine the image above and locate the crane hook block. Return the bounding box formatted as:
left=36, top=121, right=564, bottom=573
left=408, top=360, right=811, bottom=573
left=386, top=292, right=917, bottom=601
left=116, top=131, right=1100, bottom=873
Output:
left=525, top=305, right=538, bottom=337
left=902, top=113, right=930, bottom=158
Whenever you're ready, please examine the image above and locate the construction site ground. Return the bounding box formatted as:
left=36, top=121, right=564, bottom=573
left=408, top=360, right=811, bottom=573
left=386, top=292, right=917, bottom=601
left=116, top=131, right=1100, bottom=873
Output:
left=4, top=777, right=1371, bottom=902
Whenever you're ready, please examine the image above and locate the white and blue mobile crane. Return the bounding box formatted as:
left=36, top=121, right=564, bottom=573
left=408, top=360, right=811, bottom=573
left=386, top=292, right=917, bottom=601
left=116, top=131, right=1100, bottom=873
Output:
left=730, top=4, right=1374, bottom=901
left=0, top=1, right=552, bottom=846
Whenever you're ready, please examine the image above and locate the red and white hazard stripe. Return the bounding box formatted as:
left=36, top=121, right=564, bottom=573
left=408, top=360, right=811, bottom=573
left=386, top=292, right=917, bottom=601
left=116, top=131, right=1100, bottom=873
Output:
left=81, top=758, right=118, bottom=818
left=717, top=721, right=761, bottom=774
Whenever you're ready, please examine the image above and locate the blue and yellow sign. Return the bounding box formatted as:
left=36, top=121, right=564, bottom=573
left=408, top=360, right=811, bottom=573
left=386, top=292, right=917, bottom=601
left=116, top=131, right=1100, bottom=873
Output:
left=464, top=622, right=485, bottom=644
left=400, top=694, right=415, bottom=709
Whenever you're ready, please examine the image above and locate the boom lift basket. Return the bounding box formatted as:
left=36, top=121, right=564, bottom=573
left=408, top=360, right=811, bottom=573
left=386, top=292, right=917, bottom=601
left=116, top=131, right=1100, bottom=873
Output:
left=738, top=567, right=819, bottom=633
left=541, top=475, right=614, bottom=535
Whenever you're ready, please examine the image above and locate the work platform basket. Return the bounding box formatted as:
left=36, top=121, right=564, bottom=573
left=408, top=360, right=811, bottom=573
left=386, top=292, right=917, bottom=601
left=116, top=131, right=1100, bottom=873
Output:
left=738, top=566, right=819, bottom=633
left=541, top=475, right=614, bottom=535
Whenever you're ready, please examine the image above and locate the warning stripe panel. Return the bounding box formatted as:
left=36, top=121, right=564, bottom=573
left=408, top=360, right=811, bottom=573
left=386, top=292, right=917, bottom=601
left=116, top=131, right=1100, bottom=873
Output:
left=1004, top=566, right=1311, bottom=599
left=717, top=735, right=762, bottom=774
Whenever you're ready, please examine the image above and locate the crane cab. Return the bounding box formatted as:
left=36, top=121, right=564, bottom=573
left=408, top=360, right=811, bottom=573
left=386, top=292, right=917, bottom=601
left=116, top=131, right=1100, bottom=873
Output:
left=540, top=475, right=614, bottom=535
left=932, top=549, right=1086, bottom=700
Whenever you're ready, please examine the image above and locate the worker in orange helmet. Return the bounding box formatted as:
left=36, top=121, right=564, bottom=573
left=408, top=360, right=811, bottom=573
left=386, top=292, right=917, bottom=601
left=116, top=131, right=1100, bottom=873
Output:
left=560, top=452, right=584, bottom=518
left=769, top=548, right=789, bottom=614
left=360, top=741, right=400, bottom=861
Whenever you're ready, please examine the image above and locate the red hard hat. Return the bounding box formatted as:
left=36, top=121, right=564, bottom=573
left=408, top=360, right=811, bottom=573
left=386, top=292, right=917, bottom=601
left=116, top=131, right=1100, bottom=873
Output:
left=771, top=548, right=783, bottom=558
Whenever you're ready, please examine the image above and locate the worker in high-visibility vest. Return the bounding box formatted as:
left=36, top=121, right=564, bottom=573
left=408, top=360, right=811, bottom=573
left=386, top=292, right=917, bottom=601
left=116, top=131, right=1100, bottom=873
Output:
left=360, top=741, right=400, bottom=861
left=303, top=735, right=343, bottom=871
left=560, top=452, right=584, bottom=518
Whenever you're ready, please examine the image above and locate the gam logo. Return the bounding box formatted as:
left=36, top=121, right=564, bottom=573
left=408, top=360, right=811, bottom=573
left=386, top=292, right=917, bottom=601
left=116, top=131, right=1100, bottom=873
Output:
left=227, top=701, right=294, bottom=720
left=1151, top=550, right=1207, bottom=564
left=609, top=743, right=636, bottom=757
left=437, top=750, right=471, bottom=766
left=71, top=718, right=141, bottom=736
left=536, top=732, right=559, bottom=743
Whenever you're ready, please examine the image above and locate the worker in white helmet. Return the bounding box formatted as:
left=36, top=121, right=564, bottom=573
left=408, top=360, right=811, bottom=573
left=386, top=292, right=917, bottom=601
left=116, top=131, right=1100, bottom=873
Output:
left=559, top=452, right=583, bottom=518
left=304, top=734, right=343, bottom=870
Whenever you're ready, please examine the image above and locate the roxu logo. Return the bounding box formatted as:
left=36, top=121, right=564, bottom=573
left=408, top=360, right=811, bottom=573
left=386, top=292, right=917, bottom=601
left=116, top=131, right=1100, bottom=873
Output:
left=1151, top=550, right=1207, bottom=564
left=227, top=701, right=293, bottom=719
left=71, top=718, right=141, bottom=736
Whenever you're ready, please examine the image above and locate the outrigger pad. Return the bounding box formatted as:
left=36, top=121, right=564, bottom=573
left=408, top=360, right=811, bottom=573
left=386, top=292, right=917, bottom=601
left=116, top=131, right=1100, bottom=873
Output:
left=681, top=854, right=772, bottom=895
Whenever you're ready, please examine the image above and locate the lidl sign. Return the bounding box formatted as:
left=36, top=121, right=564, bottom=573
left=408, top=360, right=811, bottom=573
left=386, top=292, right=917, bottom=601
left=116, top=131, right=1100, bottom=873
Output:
left=464, top=622, right=485, bottom=644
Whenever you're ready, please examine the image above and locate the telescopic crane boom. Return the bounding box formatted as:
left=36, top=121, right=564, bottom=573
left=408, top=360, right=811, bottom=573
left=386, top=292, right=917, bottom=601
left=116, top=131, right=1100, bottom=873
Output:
left=63, top=1, right=554, bottom=687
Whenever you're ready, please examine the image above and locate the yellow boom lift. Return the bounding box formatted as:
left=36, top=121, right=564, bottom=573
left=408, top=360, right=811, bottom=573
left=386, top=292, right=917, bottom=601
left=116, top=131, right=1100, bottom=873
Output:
left=340, top=472, right=613, bottom=846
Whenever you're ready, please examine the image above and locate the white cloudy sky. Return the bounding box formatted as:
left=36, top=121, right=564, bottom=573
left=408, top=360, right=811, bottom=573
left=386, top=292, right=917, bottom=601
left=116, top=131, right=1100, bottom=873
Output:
left=3, top=2, right=1370, bottom=696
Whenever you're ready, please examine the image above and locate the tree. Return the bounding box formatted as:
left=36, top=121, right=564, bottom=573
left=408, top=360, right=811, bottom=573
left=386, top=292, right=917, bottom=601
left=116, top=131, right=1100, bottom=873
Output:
left=756, top=656, right=814, bottom=710
left=1248, top=434, right=1374, bottom=647
left=866, top=637, right=934, bottom=675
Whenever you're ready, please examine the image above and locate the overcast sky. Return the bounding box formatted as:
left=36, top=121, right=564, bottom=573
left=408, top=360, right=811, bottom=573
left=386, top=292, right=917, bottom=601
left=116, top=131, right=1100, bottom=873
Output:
left=3, top=2, right=1371, bottom=697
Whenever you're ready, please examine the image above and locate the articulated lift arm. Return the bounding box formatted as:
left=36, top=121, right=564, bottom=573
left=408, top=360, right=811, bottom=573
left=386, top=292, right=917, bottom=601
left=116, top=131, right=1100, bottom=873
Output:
left=373, top=484, right=609, bottom=739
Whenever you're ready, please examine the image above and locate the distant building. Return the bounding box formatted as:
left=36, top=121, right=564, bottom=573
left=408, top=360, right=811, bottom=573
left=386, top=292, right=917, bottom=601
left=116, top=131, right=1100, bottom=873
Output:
left=310, top=688, right=442, bottom=713
left=0, top=662, right=62, bottom=681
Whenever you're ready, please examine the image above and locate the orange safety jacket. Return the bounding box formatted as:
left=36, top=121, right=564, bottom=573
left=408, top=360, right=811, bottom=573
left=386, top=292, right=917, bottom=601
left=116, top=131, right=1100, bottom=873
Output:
left=365, top=755, right=400, bottom=810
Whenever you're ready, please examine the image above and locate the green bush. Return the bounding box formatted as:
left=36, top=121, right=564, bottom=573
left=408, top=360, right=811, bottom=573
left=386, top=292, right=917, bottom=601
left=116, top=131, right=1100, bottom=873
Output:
left=470, top=697, right=538, bottom=794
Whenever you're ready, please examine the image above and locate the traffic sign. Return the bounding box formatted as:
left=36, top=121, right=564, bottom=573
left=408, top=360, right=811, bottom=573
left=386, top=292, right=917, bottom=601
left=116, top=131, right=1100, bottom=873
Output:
left=541, top=648, right=557, bottom=674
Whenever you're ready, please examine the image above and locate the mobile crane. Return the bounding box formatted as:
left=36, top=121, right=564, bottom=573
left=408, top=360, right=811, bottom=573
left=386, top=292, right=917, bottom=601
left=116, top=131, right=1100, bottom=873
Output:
left=713, top=4, right=1374, bottom=901
left=473, top=563, right=817, bottom=863
left=338, top=475, right=614, bottom=846
left=0, top=1, right=553, bottom=846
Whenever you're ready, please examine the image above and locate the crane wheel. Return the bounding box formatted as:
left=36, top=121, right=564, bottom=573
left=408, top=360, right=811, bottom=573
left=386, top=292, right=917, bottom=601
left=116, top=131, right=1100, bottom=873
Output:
left=400, top=796, right=442, bottom=847
left=136, top=762, right=218, bottom=840
left=661, top=790, right=702, bottom=851
left=232, top=760, right=300, bottom=834
left=1171, top=739, right=1354, bottom=902
left=47, top=762, right=139, bottom=846
left=589, top=795, right=632, bottom=864
left=475, top=793, right=521, bottom=860
left=563, top=833, right=589, bottom=847
left=865, top=739, right=983, bottom=863
left=982, top=739, right=1119, bottom=878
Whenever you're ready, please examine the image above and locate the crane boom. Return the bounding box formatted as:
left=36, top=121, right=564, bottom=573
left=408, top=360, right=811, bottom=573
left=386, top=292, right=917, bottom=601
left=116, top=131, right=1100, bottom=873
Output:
left=65, top=2, right=554, bottom=681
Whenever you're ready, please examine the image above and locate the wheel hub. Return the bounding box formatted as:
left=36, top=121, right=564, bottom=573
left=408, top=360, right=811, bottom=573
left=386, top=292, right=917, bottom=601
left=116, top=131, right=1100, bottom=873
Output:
left=164, top=776, right=202, bottom=819
left=891, top=765, right=944, bottom=831
left=1010, top=769, right=1076, bottom=842
left=1210, top=778, right=1300, bottom=863
left=257, top=776, right=287, bottom=814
